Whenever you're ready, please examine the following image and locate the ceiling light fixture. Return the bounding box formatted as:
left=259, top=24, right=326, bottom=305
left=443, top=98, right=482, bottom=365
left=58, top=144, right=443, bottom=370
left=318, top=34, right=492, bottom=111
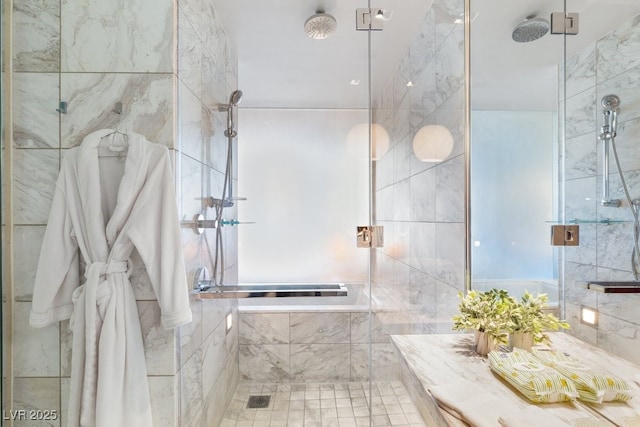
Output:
left=304, top=10, right=337, bottom=40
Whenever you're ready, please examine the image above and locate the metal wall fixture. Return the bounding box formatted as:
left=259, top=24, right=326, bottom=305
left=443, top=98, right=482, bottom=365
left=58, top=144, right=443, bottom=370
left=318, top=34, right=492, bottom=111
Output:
left=355, top=8, right=384, bottom=31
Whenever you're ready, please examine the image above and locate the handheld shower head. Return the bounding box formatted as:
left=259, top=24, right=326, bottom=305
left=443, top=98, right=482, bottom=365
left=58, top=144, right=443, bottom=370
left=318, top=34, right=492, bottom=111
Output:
left=601, top=94, right=621, bottom=112
left=229, top=90, right=243, bottom=107
left=600, top=94, right=621, bottom=141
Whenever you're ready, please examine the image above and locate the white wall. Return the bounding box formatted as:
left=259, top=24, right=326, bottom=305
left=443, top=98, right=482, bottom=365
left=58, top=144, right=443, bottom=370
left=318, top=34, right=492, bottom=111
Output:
left=238, top=109, right=370, bottom=284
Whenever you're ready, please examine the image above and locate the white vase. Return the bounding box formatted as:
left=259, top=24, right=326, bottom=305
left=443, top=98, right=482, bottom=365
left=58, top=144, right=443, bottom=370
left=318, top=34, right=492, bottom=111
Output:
left=510, top=331, right=534, bottom=351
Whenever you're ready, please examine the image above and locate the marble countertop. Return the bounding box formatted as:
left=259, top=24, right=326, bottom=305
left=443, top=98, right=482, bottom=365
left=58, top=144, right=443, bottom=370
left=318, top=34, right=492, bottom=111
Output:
left=390, top=333, right=640, bottom=426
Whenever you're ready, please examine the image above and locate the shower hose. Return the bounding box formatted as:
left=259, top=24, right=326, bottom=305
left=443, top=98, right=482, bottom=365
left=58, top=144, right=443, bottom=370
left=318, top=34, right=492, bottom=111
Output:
left=609, top=135, right=640, bottom=280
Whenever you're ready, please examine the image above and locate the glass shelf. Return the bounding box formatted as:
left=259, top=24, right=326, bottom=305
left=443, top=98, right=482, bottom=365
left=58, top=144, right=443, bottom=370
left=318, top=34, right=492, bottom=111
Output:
left=546, top=219, right=630, bottom=225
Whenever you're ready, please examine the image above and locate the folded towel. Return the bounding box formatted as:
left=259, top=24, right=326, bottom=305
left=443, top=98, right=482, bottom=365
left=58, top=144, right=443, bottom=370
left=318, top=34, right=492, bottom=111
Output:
left=532, top=348, right=633, bottom=403
left=499, top=405, right=572, bottom=427
left=429, top=379, right=504, bottom=427
left=489, top=349, right=578, bottom=403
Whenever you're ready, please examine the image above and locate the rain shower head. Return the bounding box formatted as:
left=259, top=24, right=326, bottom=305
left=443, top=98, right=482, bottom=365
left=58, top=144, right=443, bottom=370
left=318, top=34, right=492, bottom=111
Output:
left=512, top=15, right=549, bottom=43
left=304, top=11, right=337, bottom=40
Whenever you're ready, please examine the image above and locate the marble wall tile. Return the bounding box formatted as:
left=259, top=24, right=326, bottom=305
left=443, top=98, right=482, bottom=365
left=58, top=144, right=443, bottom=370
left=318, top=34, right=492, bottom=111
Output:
left=596, top=312, right=640, bottom=366
left=564, top=176, right=596, bottom=221
left=597, top=66, right=640, bottom=126
left=393, top=136, right=412, bottom=184
left=290, top=313, right=350, bottom=345
left=138, top=301, right=177, bottom=376
left=606, top=118, right=640, bottom=173
left=393, top=179, right=411, bottom=222
left=374, top=149, right=394, bottom=190
left=180, top=349, right=204, bottom=427
left=178, top=0, right=203, bottom=38
left=409, top=268, right=438, bottom=319
left=180, top=299, right=202, bottom=363
left=436, top=87, right=465, bottom=159
left=350, top=343, right=401, bottom=382
left=179, top=153, right=204, bottom=220
left=597, top=292, right=640, bottom=325
left=13, top=73, right=59, bottom=148
left=60, top=73, right=174, bottom=148
left=596, top=223, right=634, bottom=273
left=435, top=155, right=464, bottom=222
left=565, top=133, right=597, bottom=181
left=13, top=0, right=60, bottom=72
left=239, top=344, right=290, bottom=383
left=148, top=376, right=176, bottom=426
left=201, top=0, right=231, bottom=108
left=60, top=320, right=72, bottom=377
left=409, top=222, right=437, bottom=275
left=13, top=377, right=60, bottom=427
left=394, top=221, right=412, bottom=265
left=129, top=249, right=159, bottom=301
left=563, top=261, right=597, bottom=308
left=435, top=23, right=464, bottom=106
left=375, top=186, right=394, bottom=222
left=14, top=302, right=60, bottom=377
left=239, top=313, right=289, bottom=345
left=437, top=221, right=465, bottom=288
left=202, top=322, right=227, bottom=395
left=203, top=107, right=228, bottom=173
left=564, top=302, right=597, bottom=347
left=201, top=298, right=228, bottom=339
left=565, top=42, right=596, bottom=99
left=13, top=149, right=59, bottom=224
left=61, top=0, right=174, bottom=73
left=351, top=312, right=413, bottom=345
left=435, top=281, right=459, bottom=333
left=290, top=344, right=350, bottom=382
left=596, top=15, right=640, bottom=83
left=13, top=225, right=45, bottom=301
left=177, top=82, right=204, bottom=161
left=433, top=0, right=461, bottom=50
left=408, top=7, right=436, bottom=80
left=564, top=223, right=596, bottom=266
left=205, top=352, right=239, bottom=427
left=178, top=10, right=203, bottom=100
left=565, top=88, right=596, bottom=140
left=410, top=168, right=436, bottom=222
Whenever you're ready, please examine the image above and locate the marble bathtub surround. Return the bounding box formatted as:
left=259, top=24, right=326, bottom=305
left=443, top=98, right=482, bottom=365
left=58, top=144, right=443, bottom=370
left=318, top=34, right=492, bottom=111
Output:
left=238, top=311, right=410, bottom=383
left=391, top=334, right=640, bottom=427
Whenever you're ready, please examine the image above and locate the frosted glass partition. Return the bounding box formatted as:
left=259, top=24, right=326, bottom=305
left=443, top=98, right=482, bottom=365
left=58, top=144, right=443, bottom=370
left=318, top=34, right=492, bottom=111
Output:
left=238, top=109, right=370, bottom=283
left=471, top=110, right=556, bottom=280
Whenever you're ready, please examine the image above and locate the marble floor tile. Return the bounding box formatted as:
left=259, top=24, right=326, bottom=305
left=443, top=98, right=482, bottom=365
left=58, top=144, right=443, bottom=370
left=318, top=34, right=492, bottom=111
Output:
left=221, top=382, right=426, bottom=426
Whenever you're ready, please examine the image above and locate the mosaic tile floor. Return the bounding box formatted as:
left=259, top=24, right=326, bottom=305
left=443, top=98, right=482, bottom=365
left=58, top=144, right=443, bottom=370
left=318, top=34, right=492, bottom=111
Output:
left=220, top=381, right=427, bottom=427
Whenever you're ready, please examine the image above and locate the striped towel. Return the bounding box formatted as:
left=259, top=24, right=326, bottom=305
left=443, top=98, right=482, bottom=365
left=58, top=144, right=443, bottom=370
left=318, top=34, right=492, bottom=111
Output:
left=489, top=349, right=578, bottom=403
left=532, top=348, right=632, bottom=404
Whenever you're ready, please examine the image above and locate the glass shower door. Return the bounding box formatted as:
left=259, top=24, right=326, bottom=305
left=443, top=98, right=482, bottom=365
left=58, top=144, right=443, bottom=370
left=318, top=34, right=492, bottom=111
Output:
left=561, top=0, right=640, bottom=365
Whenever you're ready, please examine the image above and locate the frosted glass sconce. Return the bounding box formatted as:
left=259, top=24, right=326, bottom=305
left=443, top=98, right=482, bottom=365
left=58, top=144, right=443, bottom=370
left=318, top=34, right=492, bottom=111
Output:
left=412, top=124, right=454, bottom=162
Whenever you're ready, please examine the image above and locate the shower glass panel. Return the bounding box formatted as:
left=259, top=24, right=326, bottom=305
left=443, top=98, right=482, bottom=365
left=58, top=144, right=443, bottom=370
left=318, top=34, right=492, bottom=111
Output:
left=469, top=0, right=563, bottom=305
left=562, top=0, right=640, bottom=365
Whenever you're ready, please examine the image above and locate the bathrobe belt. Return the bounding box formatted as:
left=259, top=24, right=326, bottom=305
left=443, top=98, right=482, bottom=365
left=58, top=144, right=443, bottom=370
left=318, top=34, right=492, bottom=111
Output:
left=70, top=260, right=129, bottom=425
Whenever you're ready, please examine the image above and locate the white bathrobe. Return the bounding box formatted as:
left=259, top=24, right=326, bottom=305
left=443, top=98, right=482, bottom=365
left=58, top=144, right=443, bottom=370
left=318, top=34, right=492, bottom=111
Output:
left=30, top=129, right=192, bottom=427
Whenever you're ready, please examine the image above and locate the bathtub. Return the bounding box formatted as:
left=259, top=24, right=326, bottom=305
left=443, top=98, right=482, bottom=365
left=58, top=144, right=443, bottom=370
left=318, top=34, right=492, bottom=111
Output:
left=472, top=279, right=559, bottom=306
left=237, top=282, right=372, bottom=312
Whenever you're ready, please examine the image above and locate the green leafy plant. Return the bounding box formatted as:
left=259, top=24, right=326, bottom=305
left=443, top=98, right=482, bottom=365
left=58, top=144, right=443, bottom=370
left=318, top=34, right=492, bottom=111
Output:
left=507, top=291, right=570, bottom=345
left=452, top=289, right=514, bottom=345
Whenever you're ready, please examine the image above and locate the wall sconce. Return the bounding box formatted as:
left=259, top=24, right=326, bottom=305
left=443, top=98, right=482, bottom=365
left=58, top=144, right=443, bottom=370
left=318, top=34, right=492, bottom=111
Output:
left=347, top=123, right=390, bottom=160
left=412, top=124, right=454, bottom=162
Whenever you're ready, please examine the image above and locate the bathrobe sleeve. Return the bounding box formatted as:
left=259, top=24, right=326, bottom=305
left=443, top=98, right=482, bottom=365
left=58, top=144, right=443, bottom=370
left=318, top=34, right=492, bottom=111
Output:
left=128, top=148, right=192, bottom=329
left=30, top=164, right=81, bottom=327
